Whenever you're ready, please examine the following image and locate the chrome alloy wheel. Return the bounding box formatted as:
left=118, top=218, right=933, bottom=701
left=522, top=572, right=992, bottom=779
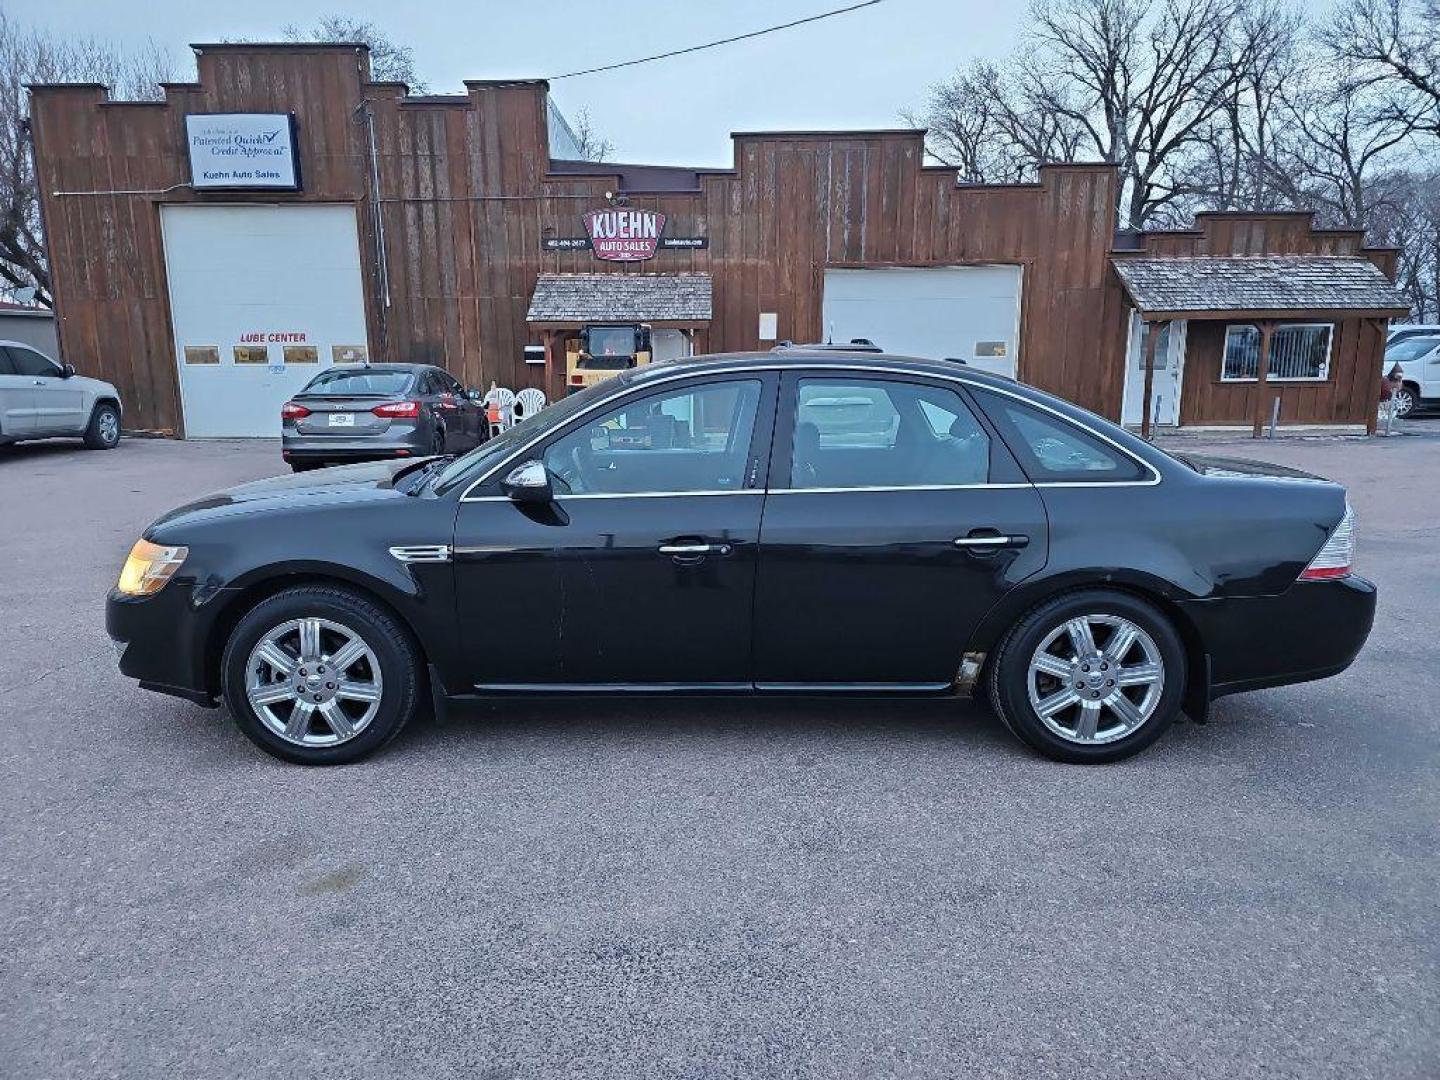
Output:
left=1026, top=614, right=1164, bottom=745
left=244, top=617, right=383, bottom=747
left=97, top=409, right=120, bottom=444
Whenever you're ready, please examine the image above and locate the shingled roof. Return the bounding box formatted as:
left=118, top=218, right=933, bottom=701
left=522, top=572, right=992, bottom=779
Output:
left=526, top=273, right=713, bottom=324
left=1111, top=256, right=1409, bottom=317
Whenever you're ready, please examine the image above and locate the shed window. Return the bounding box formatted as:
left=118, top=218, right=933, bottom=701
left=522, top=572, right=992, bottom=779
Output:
left=1222, top=324, right=1332, bottom=382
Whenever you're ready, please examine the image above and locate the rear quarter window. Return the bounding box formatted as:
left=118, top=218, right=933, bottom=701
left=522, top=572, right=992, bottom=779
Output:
left=973, top=389, right=1149, bottom=483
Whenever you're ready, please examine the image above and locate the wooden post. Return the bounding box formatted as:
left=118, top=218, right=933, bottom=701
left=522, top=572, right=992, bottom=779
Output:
left=1252, top=320, right=1275, bottom=439
left=542, top=330, right=561, bottom=402
left=1365, top=317, right=1382, bottom=436
left=1139, top=317, right=1165, bottom=440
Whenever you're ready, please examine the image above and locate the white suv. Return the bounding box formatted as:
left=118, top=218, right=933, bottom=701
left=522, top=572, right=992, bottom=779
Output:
left=1385, top=333, right=1440, bottom=419
left=0, top=340, right=123, bottom=449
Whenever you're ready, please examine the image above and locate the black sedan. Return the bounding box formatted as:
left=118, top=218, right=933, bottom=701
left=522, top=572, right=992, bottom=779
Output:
left=108, top=351, right=1375, bottom=765
left=280, top=363, right=487, bottom=471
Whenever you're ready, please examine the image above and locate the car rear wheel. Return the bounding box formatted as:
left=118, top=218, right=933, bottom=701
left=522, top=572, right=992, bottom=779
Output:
left=83, top=403, right=121, bottom=449
left=989, top=589, right=1186, bottom=763
left=221, top=586, right=422, bottom=765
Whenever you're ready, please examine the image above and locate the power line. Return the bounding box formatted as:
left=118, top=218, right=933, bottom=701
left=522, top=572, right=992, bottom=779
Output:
left=546, top=0, right=889, bottom=80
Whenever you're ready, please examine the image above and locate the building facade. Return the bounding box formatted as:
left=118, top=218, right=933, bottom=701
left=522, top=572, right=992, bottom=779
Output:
left=29, top=42, right=1408, bottom=437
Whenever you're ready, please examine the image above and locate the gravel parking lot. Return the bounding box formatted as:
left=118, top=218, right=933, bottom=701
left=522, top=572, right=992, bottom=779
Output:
left=2, top=429, right=1437, bottom=1079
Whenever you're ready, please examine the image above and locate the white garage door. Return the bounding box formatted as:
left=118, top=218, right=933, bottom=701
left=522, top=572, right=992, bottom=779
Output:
left=161, top=205, right=370, bottom=437
left=821, top=266, right=1023, bottom=378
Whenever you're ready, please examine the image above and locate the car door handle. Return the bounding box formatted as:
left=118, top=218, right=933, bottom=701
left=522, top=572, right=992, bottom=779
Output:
left=658, top=543, right=732, bottom=556
left=953, top=534, right=1029, bottom=549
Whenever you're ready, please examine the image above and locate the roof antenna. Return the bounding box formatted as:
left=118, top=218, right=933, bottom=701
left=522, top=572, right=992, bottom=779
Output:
left=826, top=321, right=834, bottom=345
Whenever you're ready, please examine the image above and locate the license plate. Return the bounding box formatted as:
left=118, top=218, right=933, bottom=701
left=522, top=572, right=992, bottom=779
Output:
left=328, top=413, right=355, bottom=427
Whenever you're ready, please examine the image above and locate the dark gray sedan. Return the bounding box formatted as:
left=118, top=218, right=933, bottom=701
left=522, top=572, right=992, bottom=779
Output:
left=281, top=364, right=486, bottom=471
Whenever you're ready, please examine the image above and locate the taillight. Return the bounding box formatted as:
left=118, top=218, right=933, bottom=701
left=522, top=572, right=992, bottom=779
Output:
left=372, top=400, right=420, bottom=418
left=1299, top=504, right=1355, bottom=581
left=281, top=401, right=310, bottom=420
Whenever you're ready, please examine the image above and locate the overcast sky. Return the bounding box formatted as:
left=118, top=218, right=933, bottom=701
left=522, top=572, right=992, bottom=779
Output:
left=29, top=0, right=1338, bottom=166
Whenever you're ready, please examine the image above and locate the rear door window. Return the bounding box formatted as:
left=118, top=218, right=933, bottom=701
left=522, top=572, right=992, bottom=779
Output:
left=789, top=377, right=990, bottom=488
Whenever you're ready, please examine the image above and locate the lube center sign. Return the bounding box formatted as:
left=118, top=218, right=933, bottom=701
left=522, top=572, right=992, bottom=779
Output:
left=185, top=114, right=300, bottom=191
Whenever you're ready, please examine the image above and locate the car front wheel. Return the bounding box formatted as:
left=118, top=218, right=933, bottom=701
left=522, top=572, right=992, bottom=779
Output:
left=221, top=586, right=422, bottom=764
left=1391, top=386, right=1417, bottom=419
left=83, top=403, right=121, bottom=449
left=988, top=589, right=1186, bottom=763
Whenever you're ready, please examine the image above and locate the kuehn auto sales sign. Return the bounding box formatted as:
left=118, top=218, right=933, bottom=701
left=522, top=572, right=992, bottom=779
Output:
left=186, top=113, right=300, bottom=191
left=584, top=208, right=667, bottom=261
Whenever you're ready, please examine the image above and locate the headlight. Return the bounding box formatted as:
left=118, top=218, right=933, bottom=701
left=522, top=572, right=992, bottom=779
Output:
left=116, top=539, right=189, bottom=596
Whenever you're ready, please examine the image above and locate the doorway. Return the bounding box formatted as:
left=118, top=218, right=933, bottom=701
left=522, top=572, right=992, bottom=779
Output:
left=1122, top=314, right=1186, bottom=427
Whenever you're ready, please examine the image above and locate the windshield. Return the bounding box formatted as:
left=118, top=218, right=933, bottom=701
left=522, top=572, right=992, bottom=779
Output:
left=1385, top=336, right=1440, bottom=365
left=300, top=369, right=414, bottom=396
left=431, top=379, right=618, bottom=495
left=586, top=327, right=637, bottom=358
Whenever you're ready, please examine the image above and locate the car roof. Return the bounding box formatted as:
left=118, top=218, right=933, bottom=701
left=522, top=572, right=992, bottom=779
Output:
left=309, top=363, right=432, bottom=375
left=627, top=349, right=1024, bottom=393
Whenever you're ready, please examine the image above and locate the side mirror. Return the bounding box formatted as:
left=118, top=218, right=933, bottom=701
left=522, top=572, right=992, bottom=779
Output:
left=61, top=363, right=76, bottom=378
left=501, top=460, right=553, bottom=503
left=466, top=388, right=483, bottom=402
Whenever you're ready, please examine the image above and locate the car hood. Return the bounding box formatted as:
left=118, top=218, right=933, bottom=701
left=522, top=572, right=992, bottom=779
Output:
left=1172, top=452, right=1331, bottom=483
left=149, top=459, right=421, bottom=532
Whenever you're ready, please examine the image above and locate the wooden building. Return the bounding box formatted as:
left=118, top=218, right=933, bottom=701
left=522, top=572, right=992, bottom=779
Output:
left=28, top=42, right=1409, bottom=437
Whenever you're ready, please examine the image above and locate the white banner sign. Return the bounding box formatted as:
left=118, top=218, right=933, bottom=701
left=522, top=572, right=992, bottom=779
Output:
left=186, top=114, right=299, bottom=191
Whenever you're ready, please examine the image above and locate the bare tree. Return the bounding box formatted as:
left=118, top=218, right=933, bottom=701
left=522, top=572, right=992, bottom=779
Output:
left=1369, top=169, right=1440, bottom=319
left=906, top=60, right=1085, bottom=183
left=1186, top=3, right=1303, bottom=213
left=282, top=16, right=428, bottom=91
left=0, top=12, right=175, bottom=306
left=568, top=108, right=614, bottom=163
left=1267, top=70, right=1422, bottom=228
left=912, top=0, right=1256, bottom=228
left=1324, top=0, right=1440, bottom=137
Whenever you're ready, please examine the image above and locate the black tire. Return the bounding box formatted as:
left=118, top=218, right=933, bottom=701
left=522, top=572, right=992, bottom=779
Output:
left=221, top=585, right=423, bottom=765
left=1392, top=385, right=1418, bottom=419
left=290, top=461, right=317, bottom=473
left=430, top=426, right=446, bottom=456
left=82, top=402, right=121, bottom=450
left=988, top=589, right=1186, bottom=764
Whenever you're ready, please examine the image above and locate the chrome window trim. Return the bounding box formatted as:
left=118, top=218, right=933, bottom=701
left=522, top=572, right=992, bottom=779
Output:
left=457, top=363, right=1162, bottom=502
left=466, top=489, right=761, bottom=502
left=770, top=483, right=1033, bottom=495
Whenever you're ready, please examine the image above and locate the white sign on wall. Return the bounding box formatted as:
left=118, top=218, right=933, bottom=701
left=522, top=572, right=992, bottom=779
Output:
left=185, top=114, right=300, bottom=191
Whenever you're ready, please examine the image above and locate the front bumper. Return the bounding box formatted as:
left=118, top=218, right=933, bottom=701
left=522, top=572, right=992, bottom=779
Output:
left=106, top=583, right=234, bottom=706
left=1178, top=574, right=1377, bottom=699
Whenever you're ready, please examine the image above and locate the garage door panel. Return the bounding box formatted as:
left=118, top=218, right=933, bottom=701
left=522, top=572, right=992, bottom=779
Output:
left=161, top=205, right=370, bottom=438
left=822, top=266, right=1022, bottom=378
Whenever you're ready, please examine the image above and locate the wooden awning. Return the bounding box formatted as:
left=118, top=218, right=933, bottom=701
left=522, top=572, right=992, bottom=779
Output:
left=1111, top=256, right=1410, bottom=321
left=526, top=272, right=712, bottom=328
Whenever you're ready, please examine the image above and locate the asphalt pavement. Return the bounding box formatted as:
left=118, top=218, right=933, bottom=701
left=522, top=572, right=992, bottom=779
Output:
left=1, top=427, right=1437, bottom=1079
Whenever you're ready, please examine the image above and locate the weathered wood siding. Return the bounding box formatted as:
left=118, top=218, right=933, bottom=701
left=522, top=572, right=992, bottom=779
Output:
left=31, top=44, right=1393, bottom=435
left=1119, top=214, right=1396, bottom=426
left=1178, top=317, right=1386, bottom=426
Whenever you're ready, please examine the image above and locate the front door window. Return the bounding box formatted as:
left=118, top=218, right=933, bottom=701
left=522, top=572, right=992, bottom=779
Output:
left=542, top=380, right=763, bottom=496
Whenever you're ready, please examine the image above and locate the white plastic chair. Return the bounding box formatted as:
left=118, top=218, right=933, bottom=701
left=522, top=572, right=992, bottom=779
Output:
left=514, top=387, right=547, bottom=422
left=483, top=385, right=516, bottom=435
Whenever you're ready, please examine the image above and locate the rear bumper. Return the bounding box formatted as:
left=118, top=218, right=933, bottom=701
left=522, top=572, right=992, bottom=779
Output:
left=281, top=431, right=427, bottom=461
left=106, top=583, right=234, bottom=706
left=1178, top=575, right=1377, bottom=699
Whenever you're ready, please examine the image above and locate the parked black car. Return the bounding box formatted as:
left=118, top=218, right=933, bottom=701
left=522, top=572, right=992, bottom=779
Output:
left=280, top=363, right=486, bottom=470
left=108, top=351, right=1374, bottom=765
